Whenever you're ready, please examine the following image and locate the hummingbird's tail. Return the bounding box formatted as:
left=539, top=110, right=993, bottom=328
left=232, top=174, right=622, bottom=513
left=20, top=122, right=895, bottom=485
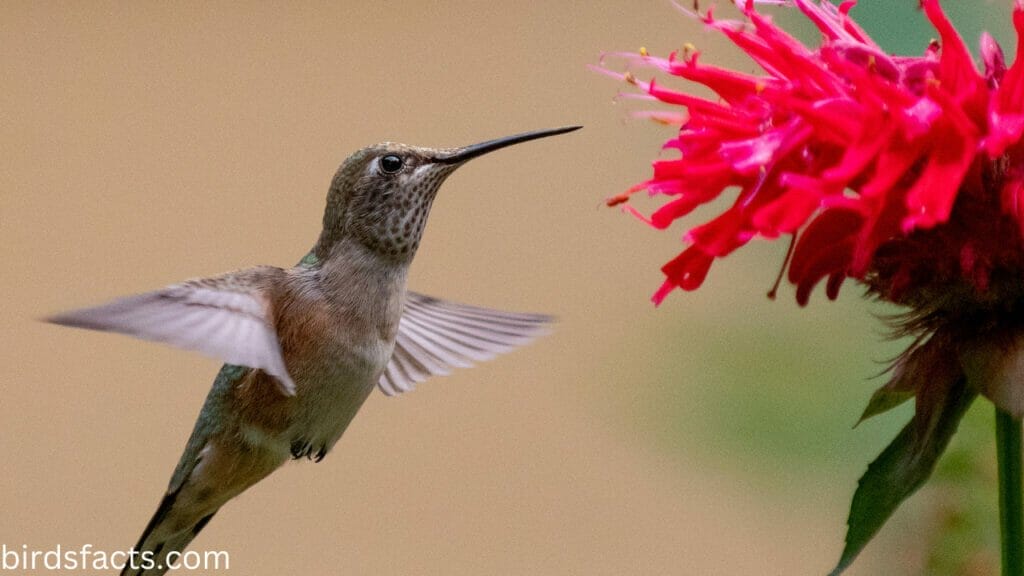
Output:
left=119, top=490, right=218, bottom=576
left=118, top=422, right=287, bottom=576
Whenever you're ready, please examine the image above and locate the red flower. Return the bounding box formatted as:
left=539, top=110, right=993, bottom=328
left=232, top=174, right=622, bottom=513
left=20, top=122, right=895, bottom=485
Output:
left=600, top=0, right=1024, bottom=310
left=601, top=3, right=1024, bottom=571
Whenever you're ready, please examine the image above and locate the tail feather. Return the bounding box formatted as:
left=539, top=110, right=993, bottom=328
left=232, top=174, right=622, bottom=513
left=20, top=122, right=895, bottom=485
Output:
left=120, top=491, right=218, bottom=576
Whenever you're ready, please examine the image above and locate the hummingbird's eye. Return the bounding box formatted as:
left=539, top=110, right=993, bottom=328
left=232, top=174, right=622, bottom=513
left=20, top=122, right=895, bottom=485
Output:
left=379, top=155, right=404, bottom=174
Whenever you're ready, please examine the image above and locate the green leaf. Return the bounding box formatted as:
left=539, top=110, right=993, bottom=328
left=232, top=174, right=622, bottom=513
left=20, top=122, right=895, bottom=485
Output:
left=857, top=385, right=914, bottom=426
left=831, top=377, right=977, bottom=575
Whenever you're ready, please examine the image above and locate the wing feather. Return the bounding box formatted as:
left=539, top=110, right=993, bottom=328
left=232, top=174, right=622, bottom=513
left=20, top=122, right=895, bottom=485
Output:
left=379, top=292, right=553, bottom=396
left=47, top=267, right=296, bottom=395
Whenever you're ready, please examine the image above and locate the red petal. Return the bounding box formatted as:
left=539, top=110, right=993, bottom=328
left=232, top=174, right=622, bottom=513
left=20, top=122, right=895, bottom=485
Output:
left=902, top=87, right=979, bottom=231
left=901, top=137, right=974, bottom=231
left=651, top=279, right=676, bottom=306
left=752, top=178, right=822, bottom=236
left=649, top=196, right=704, bottom=229
left=988, top=7, right=1024, bottom=155
left=825, top=272, right=846, bottom=300
left=981, top=32, right=1006, bottom=83
left=793, top=237, right=855, bottom=306
left=921, top=0, right=986, bottom=101
left=668, top=55, right=775, bottom=105
left=660, top=246, right=715, bottom=294
left=685, top=207, right=752, bottom=256
left=789, top=208, right=863, bottom=284
left=1000, top=3, right=1024, bottom=110
left=646, top=79, right=745, bottom=124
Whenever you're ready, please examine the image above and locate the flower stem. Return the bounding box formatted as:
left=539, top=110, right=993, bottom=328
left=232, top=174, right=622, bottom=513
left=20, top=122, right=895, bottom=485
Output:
left=997, top=406, right=1023, bottom=576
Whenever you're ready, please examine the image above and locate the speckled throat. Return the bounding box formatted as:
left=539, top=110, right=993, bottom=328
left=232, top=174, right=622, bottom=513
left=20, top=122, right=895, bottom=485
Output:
left=313, top=127, right=582, bottom=264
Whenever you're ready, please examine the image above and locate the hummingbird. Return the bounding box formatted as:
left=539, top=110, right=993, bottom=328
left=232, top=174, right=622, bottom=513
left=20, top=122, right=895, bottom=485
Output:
left=48, top=126, right=580, bottom=576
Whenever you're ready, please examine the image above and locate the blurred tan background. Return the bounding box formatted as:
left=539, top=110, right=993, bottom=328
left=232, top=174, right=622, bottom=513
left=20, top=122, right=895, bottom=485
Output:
left=0, top=2, right=1015, bottom=575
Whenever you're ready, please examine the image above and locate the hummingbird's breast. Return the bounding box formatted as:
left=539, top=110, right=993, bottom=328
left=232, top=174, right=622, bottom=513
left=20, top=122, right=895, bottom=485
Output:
left=230, top=332, right=393, bottom=463
left=250, top=258, right=404, bottom=460
left=283, top=334, right=392, bottom=460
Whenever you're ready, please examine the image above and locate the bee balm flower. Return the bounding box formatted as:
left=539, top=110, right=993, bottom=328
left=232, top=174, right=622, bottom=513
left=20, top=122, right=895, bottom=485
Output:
left=603, top=0, right=1024, bottom=308
left=600, top=1, right=1024, bottom=572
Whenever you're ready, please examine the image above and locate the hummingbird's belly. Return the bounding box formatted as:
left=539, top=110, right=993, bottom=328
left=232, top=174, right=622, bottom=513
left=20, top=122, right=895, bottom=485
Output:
left=282, top=339, right=392, bottom=460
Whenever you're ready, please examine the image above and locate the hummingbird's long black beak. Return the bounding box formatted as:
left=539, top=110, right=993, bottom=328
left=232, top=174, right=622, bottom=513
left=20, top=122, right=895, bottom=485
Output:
left=435, top=126, right=582, bottom=164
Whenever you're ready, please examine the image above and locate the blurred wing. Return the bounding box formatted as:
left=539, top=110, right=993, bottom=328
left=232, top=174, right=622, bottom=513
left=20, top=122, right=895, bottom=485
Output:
left=378, top=292, right=554, bottom=396
left=47, top=267, right=296, bottom=395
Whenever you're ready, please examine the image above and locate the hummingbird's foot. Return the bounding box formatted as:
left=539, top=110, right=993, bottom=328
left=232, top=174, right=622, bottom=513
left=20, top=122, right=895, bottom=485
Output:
left=290, top=439, right=327, bottom=462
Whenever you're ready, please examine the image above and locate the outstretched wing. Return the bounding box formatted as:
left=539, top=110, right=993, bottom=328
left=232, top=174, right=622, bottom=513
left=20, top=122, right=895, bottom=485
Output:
left=47, top=266, right=296, bottom=395
left=378, top=292, right=553, bottom=396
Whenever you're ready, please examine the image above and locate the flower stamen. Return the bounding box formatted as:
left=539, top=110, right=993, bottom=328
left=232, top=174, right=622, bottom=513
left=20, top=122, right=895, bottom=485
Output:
left=768, top=234, right=797, bottom=300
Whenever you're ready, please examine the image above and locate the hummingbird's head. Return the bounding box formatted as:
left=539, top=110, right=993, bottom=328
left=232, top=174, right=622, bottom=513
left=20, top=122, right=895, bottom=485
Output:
left=316, top=126, right=581, bottom=263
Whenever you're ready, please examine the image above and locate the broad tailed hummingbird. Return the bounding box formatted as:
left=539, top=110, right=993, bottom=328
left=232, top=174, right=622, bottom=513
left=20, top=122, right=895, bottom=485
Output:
left=48, top=126, right=580, bottom=576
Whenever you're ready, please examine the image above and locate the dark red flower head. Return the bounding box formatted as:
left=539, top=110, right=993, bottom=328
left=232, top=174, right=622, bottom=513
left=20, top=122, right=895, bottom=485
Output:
left=600, top=0, right=1024, bottom=312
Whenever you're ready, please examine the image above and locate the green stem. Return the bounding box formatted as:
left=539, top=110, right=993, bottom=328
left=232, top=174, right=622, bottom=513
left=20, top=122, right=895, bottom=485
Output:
left=997, top=406, right=1023, bottom=576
